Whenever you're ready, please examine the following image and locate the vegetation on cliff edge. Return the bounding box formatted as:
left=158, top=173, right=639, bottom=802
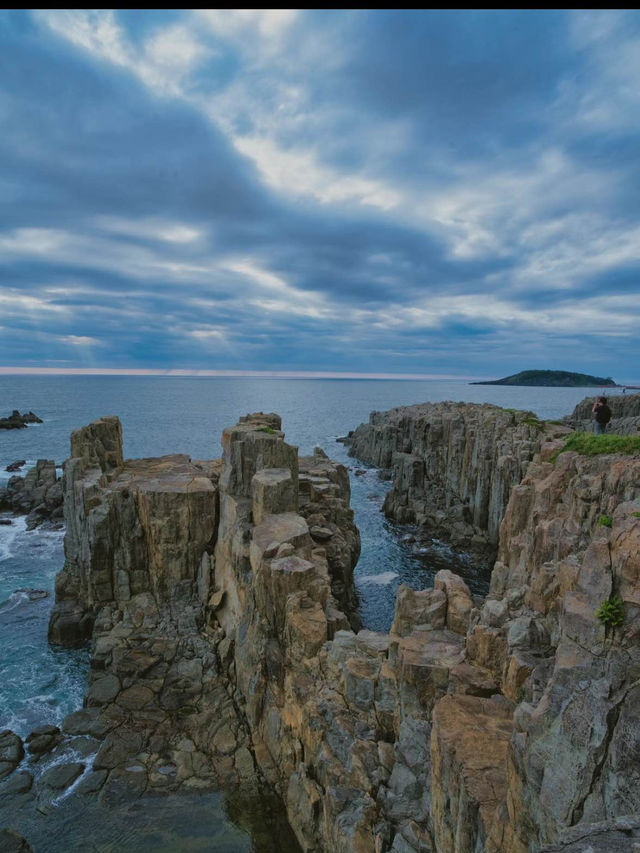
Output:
left=555, top=432, right=640, bottom=457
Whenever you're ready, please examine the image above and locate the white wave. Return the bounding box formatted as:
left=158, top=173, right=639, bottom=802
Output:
left=0, top=458, right=37, bottom=487
left=359, top=571, right=399, bottom=585
left=0, top=590, right=30, bottom=612
left=0, top=515, right=28, bottom=562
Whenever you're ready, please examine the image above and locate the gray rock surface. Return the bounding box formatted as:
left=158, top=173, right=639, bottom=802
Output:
left=0, top=460, right=63, bottom=527
left=347, top=401, right=567, bottom=563
left=565, top=391, right=640, bottom=435
left=35, top=408, right=640, bottom=852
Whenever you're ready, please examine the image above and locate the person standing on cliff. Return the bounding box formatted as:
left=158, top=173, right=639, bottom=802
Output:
left=592, top=396, right=612, bottom=434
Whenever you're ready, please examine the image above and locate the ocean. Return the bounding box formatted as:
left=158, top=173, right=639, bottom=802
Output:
left=0, top=375, right=609, bottom=849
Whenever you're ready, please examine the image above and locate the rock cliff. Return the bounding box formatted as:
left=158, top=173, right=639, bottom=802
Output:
left=3, top=405, right=640, bottom=853
left=564, top=392, right=640, bottom=435
left=0, top=459, right=63, bottom=527
left=347, top=402, right=562, bottom=566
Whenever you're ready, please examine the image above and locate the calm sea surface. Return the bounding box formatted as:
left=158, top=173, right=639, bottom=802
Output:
left=0, top=375, right=610, bottom=849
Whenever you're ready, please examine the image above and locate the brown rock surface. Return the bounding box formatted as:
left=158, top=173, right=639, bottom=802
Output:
left=39, top=408, right=640, bottom=853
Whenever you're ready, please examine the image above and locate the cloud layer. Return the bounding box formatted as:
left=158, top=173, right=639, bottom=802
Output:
left=1, top=10, right=640, bottom=380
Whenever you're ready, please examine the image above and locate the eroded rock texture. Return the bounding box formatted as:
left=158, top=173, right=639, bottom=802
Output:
left=23, top=406, right=640, bottom=853
left=347, top=402, right=564, bottom=564
left=0, top=459, right=63, bottom=527
left=564, top=391, right=640, bottom=435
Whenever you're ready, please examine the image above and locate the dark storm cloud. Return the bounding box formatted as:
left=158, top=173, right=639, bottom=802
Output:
left=1, top=10, right=640, bottom=379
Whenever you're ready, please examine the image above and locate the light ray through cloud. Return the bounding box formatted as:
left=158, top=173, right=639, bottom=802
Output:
left=1, top=10, right=640, bottom=380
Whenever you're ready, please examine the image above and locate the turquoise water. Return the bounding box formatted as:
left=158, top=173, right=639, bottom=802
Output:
left=0, top=376, right=610, bottom=850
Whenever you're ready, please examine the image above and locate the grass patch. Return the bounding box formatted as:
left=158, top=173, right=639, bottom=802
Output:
left=522, top=416, right=545, bottom=431
left=595, top=595, right=624, bottom=629
left=598, top=515, right=612, bottom=527
left=554, top=431, right=640, bottom=458
left=632, top=511, right=640, bottom=518
left=257, top=426, right=278, bottom=435
left=547, top=419, right=565, bottom=426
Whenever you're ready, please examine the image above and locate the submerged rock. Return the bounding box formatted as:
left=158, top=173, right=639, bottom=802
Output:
left=0, top=731, right=24, bottom=780
left=0, top=829, right=34, bottom=852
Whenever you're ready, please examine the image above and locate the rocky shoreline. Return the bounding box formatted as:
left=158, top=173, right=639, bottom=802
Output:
left=1, top=401, right=640, bottom=851
left=345, top=401, right=565, bottom=573
left=0, top=460, right=63, bottom=529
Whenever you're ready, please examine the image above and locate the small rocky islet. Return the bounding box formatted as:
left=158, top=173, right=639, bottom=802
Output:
left=1, top=396, right=640, bottom=851
left=471, top=369, right=618, bottom=387
left=0, top=411, right=43, bottom=430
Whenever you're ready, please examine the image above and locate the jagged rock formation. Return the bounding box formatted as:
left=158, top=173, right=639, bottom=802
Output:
left=3, top=404, right=639, bottom=853
left=482, top=440, right=640, bottom=850
left=347, top=402, right=565, bottom=565
left=0, top=460, right=63, bottom=527
left=565, top=391, right=640, bottom=435
left=34, top=414, right=361, bottom=821
left=0, top=410, right=42, bottom=430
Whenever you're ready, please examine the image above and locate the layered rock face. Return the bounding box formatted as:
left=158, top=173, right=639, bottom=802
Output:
left=483, top=441, right=640, bottom=849
left=348, top=402, right=559, bottom=563
left=565, top=391, right=640, bottom=435
left=0, top=459, right=63, bottom=528
left=34, top=413, right=362, bottom=819
left=48, top=416, right=220, bottom=647
left=7, top=406, right=636, bottom=852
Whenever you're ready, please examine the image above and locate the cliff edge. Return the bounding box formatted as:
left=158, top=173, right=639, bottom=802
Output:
left=2, top=406, right=639, bottom=852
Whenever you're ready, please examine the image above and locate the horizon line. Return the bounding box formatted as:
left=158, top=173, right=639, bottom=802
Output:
left=0, top=367, right=479, bottom=380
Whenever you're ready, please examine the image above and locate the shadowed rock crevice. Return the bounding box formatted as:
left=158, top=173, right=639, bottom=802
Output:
left=3, top=400, right=639, bottom=853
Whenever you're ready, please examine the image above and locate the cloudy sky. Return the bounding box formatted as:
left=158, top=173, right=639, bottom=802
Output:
left=2, top=10, right=640, bottom=380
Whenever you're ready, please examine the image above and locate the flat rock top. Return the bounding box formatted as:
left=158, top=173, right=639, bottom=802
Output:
left=433, top=693, right=513, bottom=809
left=111, top=455, right=222, bottom=494
left=366, top=400, right=538, bottom=426
left=253, top=512, right=309, bottom=552
left=398, top=629, right=465, bottom=667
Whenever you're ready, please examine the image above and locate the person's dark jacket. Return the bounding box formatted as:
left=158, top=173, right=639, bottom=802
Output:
left=594, top=403, right=612, bottom=425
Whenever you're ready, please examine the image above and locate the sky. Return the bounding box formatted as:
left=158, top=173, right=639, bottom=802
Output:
left=1, top=10, right=640, bottom=381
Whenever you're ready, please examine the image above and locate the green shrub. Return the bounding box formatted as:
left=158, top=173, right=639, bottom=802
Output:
left=598, top=515, right=612, bottom=527
left=595, top=596, right=625, bottom=628
left=257, top=426, right=278, bottom=435
left=554, top=432, right=640, bottom=458
left=522, top=416, right=544, bottom=431
left=632, top=511, right=640, bottom=518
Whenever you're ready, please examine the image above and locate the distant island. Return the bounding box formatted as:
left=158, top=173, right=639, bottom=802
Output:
left=471, top=370, right=617, bottom=387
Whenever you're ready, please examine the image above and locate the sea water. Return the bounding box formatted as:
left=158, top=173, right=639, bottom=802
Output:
left=0, top=375, right=608, bottom=849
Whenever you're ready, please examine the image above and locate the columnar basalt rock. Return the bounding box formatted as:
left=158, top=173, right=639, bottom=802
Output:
left=484, top=447, right=640, bottom=850
left=48, top=416, right=220, bottom=647
left=0, top=459, right=63, bottom=527
left=347, top=401, right=567, bottom=565
left=19, top=405, right=638, bottom=853
left=565, top=391, right=640, bottom=435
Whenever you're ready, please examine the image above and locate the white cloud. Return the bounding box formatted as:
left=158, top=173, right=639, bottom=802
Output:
left=97, top=217, right=204, bottom=244
left=196, top=10, right=298, bottom=43
left=36, top=10, right=210, bottom=97
left=58, top=335, right=102, bottom=346
left=0, top=289, right=67, bottom=315
left=233, top=135, right=401, bottom=211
